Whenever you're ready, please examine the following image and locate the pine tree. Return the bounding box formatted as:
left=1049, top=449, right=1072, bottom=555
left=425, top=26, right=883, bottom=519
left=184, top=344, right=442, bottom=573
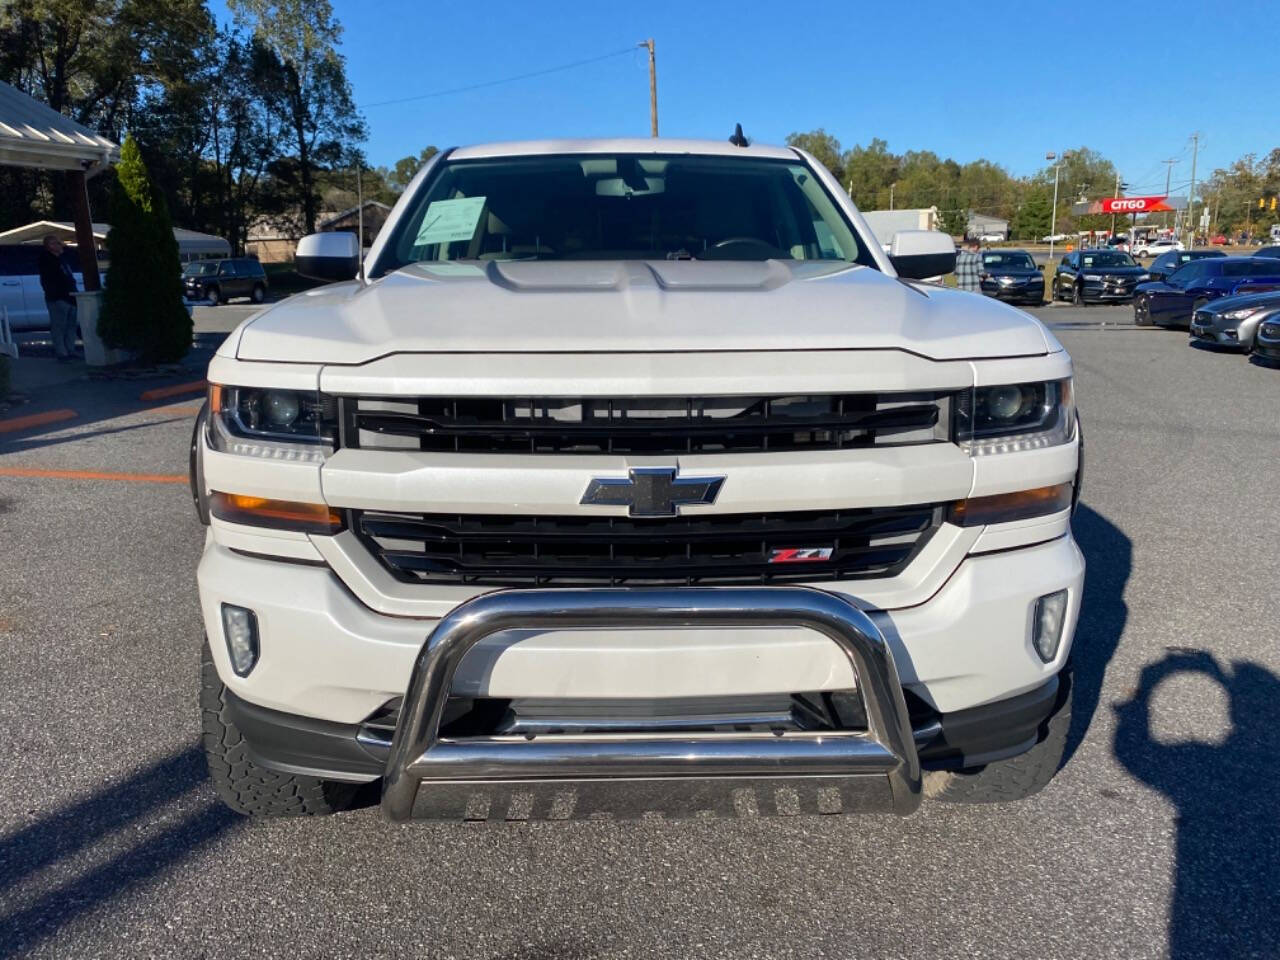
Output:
left=100, top=135, right=192, bottom=363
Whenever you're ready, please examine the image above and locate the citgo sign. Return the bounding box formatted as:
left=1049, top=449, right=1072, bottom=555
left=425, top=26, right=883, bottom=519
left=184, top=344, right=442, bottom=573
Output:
left=1100, top=196, right=1173, bottom=213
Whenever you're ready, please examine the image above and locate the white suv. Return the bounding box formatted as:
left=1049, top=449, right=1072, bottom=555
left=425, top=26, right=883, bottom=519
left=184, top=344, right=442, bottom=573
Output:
left=193, top=139, right=1084, bottom=821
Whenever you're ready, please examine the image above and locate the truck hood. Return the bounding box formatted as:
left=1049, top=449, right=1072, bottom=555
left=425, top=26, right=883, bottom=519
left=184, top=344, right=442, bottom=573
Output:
left=235, top=260, right=1052, bottom=363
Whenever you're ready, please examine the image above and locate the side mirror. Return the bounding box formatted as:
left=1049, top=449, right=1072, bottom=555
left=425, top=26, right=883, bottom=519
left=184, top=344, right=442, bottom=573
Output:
left=888, top=230, right=957, bottom=280
left=295, top=232, right=359, bottom=282
left=1036, top=263, right=1044, bottom=271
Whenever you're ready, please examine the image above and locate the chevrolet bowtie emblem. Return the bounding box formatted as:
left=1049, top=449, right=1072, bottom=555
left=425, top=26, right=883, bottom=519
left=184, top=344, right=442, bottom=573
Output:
left=580, top=467, right=725, bottom=517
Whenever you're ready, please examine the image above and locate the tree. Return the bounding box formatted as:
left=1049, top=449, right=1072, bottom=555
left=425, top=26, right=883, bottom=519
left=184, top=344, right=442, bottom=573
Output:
left=786, top=129, right=844, bottom=182
left=1013, top=189, right=1053, bottom=241
left=0, top=0, right=214, bottom=222
left=386, top=146, right=440, bottom=193
left=841, top=138, right=899, bottom=210
left=941, top=206, right=968, bottom=237
left=229, top=0, right=366, bottom=234
left=99, top=135, right=191, bottom=363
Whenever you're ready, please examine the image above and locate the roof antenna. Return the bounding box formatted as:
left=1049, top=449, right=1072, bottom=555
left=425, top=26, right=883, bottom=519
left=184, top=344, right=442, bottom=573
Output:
left=728, top=123, right=749, bottom=148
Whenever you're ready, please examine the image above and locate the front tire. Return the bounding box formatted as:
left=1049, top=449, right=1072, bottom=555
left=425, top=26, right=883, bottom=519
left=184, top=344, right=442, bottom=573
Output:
left=189, top=401, right=210, bottom=525
left=1134, top=295, right=1151, bottom=325
left=925, top=669, right=1072, bottom=804
left=251, top=283, right=266, bottom=303
left=201, top=640, right=357, bottom=816
left=206, top=284, right=222, bottom=305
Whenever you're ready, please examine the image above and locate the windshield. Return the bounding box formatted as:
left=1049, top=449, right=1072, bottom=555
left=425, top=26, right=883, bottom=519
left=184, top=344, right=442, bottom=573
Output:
left=184, top=262, right=219, bottom=276
left=1081, top=251, right=1137, bottom=268
left=982, top=252, right=1035, bottom=269
left=377, top=153, right=867, bottom=269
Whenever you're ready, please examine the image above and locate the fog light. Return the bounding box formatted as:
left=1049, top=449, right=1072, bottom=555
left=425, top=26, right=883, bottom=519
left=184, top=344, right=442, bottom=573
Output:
left=221, top=604, right=259, bottom=677
left=1032, top=590, right=1069, bottom=663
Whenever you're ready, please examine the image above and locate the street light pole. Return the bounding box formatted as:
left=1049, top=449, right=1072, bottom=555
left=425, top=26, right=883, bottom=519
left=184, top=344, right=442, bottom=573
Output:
left=889, top=182, right=896, bottom=211
left=1047, top=151, right=1064, bottom=265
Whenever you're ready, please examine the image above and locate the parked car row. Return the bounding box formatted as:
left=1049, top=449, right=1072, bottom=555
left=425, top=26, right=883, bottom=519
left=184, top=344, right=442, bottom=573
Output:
left=1134, top=256, right=1280, bottom=326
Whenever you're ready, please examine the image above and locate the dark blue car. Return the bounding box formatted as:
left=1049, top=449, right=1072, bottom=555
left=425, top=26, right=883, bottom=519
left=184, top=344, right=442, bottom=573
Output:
left=1133, top=256, right=1280, bottom=328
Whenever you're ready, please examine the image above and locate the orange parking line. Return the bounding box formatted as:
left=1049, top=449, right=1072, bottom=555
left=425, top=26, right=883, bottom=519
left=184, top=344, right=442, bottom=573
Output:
left=0, top=467, right=186, bottom=484
left=140, top=380, right=207, bottom=402
left=0, top=409, right=78, bottom=434
left=146, top=405, right=203, bottom=416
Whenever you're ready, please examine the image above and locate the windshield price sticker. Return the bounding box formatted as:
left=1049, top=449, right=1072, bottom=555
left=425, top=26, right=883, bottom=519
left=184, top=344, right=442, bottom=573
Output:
left=415, top=196, right=486, bottom=246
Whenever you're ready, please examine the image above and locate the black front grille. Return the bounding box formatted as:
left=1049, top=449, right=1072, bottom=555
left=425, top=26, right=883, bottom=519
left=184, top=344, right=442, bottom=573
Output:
left=341, top=393, right=949, bottom=455
left=353, top=504, right=942, bottom=587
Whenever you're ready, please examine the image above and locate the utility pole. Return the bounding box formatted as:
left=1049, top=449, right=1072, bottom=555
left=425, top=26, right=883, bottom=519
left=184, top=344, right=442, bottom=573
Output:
left=639, top=39, right=657, bottom=137
left=889, top=182, right=896, bottom=211
left=1162, top=158, right=1178, bottom=231
left=1187, top=132, right=1200, bottom=246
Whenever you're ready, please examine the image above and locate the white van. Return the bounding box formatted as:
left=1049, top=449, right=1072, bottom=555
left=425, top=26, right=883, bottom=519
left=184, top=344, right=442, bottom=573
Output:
left=0, top=244, right=84, bottom=331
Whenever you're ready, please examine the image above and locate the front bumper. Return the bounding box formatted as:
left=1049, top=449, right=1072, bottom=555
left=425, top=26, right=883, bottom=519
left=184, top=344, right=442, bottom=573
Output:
left=199, top=528, right=1084, bottom=807
left=1189, top=309, right=1238, bottom=347
left=982, top=280, right=1044, bottom=303
left=1081, top=282, right=1138, bottom=302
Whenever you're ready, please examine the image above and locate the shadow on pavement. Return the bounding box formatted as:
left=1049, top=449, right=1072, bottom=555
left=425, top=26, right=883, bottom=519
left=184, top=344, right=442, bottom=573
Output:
left=0, top=745, right=243, bottom=958
left=1064, top=503, right=1130, bottom=766
left=1113, top=653, right=1280, bottom=959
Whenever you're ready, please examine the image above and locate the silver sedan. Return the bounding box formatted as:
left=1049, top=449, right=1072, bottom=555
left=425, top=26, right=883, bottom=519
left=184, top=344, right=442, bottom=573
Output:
left=1189, top=290, right=1280, bottom=351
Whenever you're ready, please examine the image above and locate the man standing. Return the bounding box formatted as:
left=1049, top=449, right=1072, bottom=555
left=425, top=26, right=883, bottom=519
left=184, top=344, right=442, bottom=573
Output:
left=39, top=234, right=78, bottom=363
left=954, top=237, right=983, bottom=293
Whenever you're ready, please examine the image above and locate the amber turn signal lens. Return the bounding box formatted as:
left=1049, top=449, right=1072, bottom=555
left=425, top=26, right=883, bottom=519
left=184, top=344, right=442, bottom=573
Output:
left=209, top=383, right=225, bottom=414
left=210, top=492, right=343, bottom=534
left=950, top=483, right=1074, bottom=527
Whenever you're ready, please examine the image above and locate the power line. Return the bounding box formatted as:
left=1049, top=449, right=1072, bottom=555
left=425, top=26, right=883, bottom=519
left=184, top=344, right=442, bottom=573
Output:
left=359, top=47, right=638, bottom=109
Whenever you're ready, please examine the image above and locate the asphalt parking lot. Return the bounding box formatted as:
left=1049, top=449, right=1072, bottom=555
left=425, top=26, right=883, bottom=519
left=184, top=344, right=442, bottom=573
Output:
left=1, top=304, right=1277, bottom=959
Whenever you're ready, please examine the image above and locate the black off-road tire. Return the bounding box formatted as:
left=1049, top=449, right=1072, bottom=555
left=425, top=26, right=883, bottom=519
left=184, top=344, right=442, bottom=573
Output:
left=189, top=401, right=210, bottom=525
left=924, top=674, right=1072, bottom=804
left=200, top=639, right=357, bottom=816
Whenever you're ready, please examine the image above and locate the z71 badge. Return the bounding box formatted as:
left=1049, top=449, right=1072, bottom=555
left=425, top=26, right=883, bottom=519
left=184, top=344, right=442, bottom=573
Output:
left=768, top=547, right=834, bottom=564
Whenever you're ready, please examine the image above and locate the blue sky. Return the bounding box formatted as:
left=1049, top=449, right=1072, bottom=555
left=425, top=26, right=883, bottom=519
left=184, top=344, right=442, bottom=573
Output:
left=212, top=0, right=1274, bottom=194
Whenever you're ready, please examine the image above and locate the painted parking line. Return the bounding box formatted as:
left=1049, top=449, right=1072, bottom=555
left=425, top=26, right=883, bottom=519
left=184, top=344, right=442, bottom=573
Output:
left=0, top=409, right=78, bottom=434
left=139, top=380, right=207, bottom=402
left=0, top=467, right=186, bottom=484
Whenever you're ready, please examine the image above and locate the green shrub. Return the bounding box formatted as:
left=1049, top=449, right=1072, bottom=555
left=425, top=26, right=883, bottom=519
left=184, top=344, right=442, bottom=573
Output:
left=99, top=135, right=192, bottom=363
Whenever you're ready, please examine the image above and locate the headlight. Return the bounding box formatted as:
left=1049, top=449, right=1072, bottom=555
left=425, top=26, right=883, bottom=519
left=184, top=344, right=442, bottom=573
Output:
left=997, top=276, right=1016, bottom=285
left=1221, top=308, right=1259, bottom=320
left=207, top=385, right=338, bottom=462
left=956, top=379, right=1075, bottom=456
left=1082, top=274, right=1102, bottom=281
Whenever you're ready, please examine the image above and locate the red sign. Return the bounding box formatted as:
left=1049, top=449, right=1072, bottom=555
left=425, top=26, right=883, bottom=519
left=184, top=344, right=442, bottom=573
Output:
left=1100, top=196, right=1173, bottom=213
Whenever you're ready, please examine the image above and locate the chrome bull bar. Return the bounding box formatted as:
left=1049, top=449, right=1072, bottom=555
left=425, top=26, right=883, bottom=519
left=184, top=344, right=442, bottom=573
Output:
left=381, top=586, right=922, bottom=821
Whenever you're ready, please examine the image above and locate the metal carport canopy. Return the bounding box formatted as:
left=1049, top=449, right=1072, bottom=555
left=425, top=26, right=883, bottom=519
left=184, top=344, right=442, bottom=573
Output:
left=0, top=80, right=118, bottom=291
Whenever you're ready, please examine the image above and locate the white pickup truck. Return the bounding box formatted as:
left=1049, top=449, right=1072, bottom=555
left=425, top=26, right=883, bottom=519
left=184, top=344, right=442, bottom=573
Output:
left=192, top=138, right=1084, bottom=821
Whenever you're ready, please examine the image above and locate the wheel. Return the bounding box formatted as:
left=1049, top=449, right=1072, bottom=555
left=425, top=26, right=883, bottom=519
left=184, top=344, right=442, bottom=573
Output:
left=1134, top=295, right=1151, bottom=326
left=206, top=284, right=221, bottom=305
left=925, top=668, right=1072, bottom=804
left=189, top=401, right=210, bottom=525
left=250, top=282, right=266, bottom=303
left=200, top=639, right=358, bottom=816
